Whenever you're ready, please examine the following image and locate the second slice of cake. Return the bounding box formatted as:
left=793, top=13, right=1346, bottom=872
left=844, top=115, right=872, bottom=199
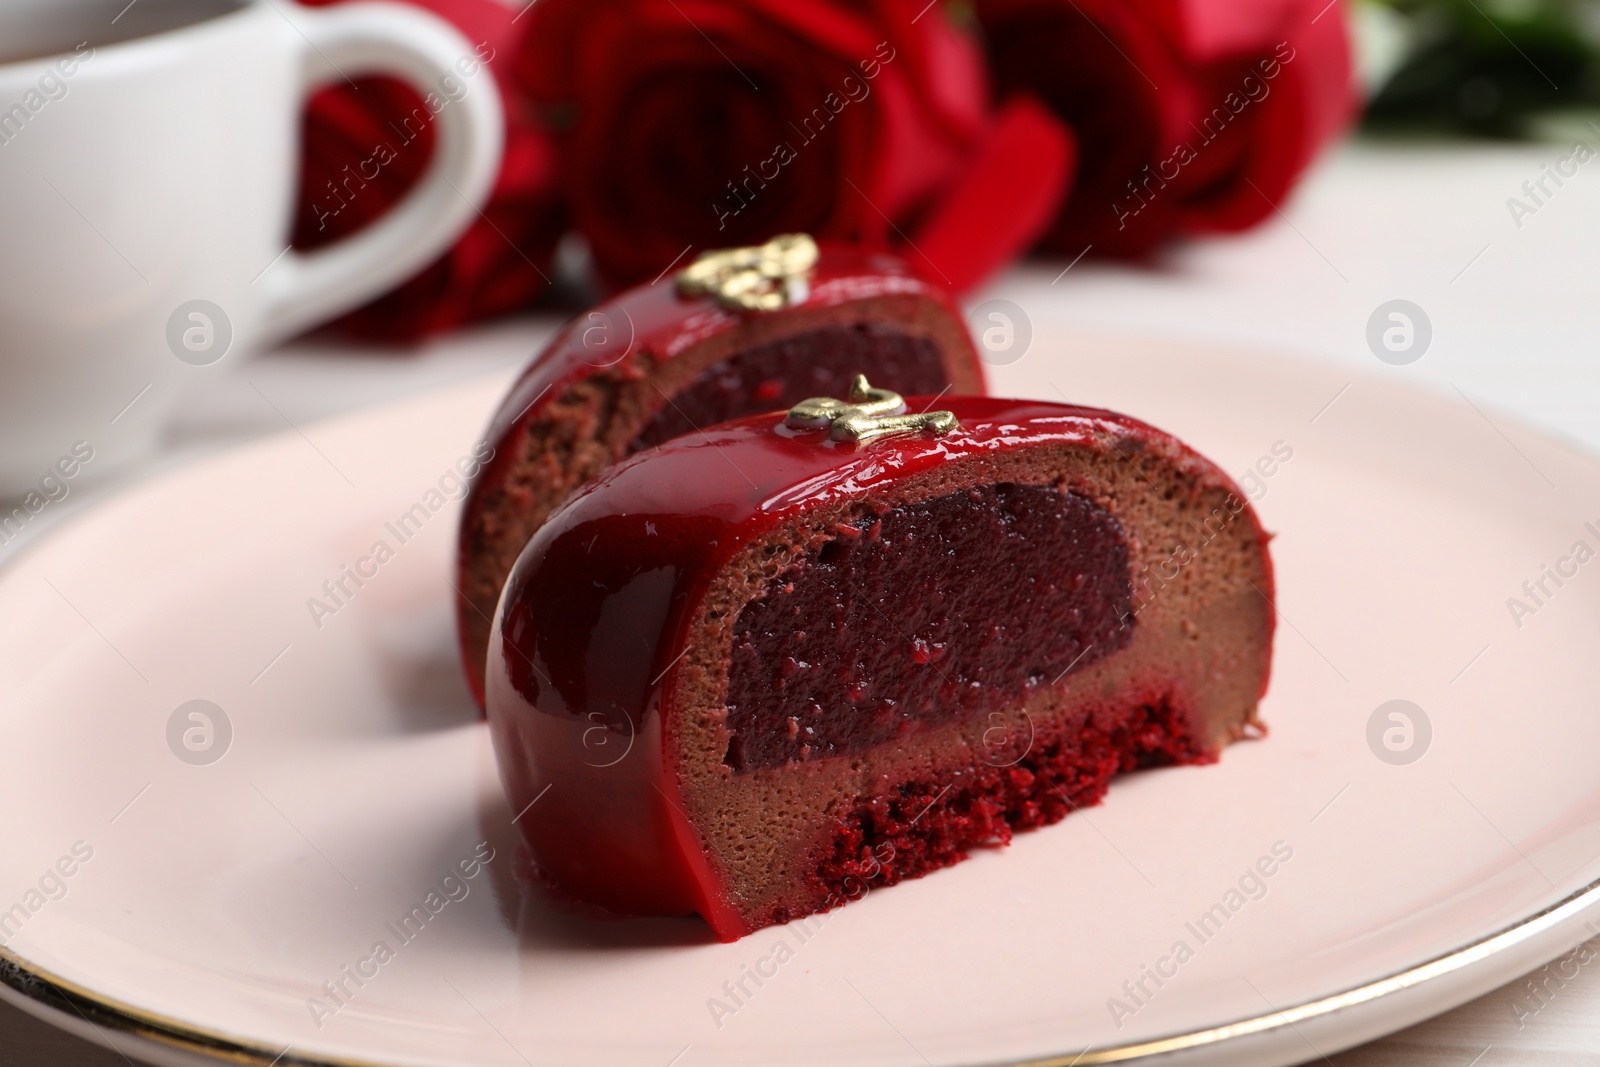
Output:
left=456, top=237, right=984, bottom=705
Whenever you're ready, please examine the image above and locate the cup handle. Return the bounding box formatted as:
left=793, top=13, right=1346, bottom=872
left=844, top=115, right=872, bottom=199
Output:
left=259, top=1, right=505, bottom=344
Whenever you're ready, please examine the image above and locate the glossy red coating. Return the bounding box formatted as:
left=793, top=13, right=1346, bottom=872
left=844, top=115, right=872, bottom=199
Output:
left=484, top=396, right=1275, bottom=939
left=456, top=242, right=983, bottom=706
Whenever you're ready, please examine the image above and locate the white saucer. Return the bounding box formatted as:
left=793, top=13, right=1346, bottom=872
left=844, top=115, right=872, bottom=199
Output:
left=1, top=332, right=1597, bottom=1067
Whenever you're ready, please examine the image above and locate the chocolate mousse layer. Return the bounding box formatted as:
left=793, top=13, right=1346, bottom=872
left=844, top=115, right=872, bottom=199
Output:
left=670, top=437, right=1272, bottom=930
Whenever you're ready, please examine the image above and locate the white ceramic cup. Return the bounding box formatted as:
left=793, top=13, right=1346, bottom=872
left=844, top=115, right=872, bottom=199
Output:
left=0, top=0, right=504, bottom=496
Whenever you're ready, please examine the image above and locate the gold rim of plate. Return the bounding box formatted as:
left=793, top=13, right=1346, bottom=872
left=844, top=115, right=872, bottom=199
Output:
left=2, top=872, right=1597, bottom=1067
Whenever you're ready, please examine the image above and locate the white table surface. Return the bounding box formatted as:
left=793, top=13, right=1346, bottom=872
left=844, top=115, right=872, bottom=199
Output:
left=3, top=140, right=1598, bottom=1065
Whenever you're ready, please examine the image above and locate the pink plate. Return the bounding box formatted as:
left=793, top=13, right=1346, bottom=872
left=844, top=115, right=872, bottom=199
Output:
left=0, top=331, right=1596, bottom=1067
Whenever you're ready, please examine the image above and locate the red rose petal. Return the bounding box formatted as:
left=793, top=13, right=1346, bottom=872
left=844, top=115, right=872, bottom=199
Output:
left=912, top=95, right=1076, bottom=293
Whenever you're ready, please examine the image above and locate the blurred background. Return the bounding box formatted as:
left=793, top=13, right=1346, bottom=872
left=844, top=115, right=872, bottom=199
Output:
left=7, top=0, right=1600, bottom=499
left=71, top=0, right=1600, bottom=484
left=2, top=0, right=1600, bottom=1062
left=278, top=0, right=1600, bottom=332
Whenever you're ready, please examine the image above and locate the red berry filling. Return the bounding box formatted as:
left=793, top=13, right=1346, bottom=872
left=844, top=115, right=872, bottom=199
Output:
left=723, top=483, right=1134, bottom=772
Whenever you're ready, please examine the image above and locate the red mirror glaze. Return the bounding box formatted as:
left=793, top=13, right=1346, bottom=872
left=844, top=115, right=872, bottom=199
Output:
left=485, top=396, right=1274, bottom=939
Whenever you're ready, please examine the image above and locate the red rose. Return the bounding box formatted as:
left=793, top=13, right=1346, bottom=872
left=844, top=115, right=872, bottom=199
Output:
left=1172, top=0, right=1354, bottom=231
left=292, top=0, right=563, bottom=342
left=515, top=0, right=1073, bottom=293
left=975, top=0, right=1354, bottom=256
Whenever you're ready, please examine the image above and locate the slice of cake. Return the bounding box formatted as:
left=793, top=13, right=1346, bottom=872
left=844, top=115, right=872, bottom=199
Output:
left=486, top=380, right=1274, bottom=941
left=456, top=237, right=985, bottom=705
